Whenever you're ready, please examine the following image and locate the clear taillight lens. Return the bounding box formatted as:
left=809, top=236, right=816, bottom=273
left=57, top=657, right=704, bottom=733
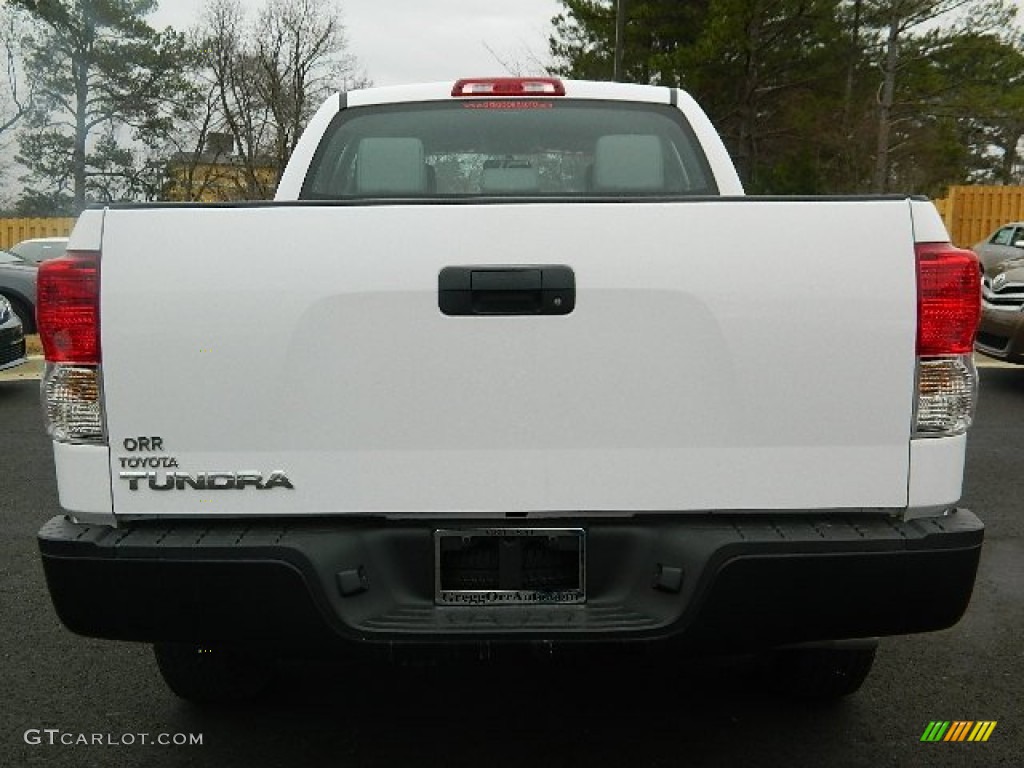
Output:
left=914, top=357, right=977, bottom=436
left=42, top=363, right=105, bottom=443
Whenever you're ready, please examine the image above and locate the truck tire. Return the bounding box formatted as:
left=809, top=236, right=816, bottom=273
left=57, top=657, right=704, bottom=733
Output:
left=767, top=646, right=877, bottom=700
left=153, top=643, right=273, bottom=705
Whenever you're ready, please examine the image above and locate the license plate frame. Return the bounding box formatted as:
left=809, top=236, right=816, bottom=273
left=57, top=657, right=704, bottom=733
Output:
left=434, top=527, right=586, bottom=606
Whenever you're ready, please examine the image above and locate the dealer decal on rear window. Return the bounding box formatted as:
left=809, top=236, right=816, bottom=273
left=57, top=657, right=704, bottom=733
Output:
left=461, top=101, right=555, bottom=110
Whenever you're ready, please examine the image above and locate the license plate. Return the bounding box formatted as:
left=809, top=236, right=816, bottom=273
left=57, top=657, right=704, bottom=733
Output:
left=434, top=528, right=585, bottom=606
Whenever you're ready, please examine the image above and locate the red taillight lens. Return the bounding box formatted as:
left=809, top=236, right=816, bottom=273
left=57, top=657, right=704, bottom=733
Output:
left=451, top=77, right=566, bottom=97
left=916, top=242, right=980, bottom=356
left=37, top=250, right=101, bottom=364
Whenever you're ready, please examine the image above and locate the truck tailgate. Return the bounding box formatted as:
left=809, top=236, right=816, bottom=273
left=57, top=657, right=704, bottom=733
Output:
left=100, top=200, right=917, bottom=517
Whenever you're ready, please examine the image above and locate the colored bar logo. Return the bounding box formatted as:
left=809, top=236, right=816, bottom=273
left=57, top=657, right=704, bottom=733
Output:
left=920, top=721, right=997, bottom=742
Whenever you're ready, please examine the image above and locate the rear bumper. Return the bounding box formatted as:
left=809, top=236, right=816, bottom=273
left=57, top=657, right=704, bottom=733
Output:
left=976, top=307, right=1024, bottom=363
left=38, top=510, right=984, bottom=651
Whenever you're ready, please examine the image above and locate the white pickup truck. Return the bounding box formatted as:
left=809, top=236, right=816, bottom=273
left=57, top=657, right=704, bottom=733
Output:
left=36, top=78, right=984, bottom=703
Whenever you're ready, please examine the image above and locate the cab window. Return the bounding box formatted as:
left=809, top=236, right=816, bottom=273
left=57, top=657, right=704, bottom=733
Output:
left=302, top=100, right=717, bottom=200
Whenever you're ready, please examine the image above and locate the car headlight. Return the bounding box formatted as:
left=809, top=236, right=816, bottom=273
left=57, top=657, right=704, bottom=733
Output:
left=0, top=295, right=11, bottom=324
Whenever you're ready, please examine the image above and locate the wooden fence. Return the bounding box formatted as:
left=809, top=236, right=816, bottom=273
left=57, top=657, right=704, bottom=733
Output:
left=933, top=186, right=1024, bottom=249
left=0, top=218, right=75, bottom=250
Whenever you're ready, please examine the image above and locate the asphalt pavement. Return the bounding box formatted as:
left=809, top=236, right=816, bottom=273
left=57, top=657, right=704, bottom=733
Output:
left=1, top=371, right=1022, bottom=768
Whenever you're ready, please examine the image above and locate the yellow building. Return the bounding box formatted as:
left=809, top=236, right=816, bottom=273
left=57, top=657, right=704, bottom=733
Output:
left=164, top=135, right=279, bottom=202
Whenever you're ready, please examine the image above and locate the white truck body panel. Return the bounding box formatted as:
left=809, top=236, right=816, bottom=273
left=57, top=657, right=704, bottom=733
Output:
left=907, top=434, right=966, bottom=511
left=276, top=94, right=340, bottom=201
left=53, top=442, right=112, bottom=516
left=94, top=199, right=919, bottom=519
left=909, top=199, right=952, bottom=243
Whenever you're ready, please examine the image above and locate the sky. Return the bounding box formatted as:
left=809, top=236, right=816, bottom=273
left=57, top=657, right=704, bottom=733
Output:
left=148, top=0, right=563, bottom=87
left=147, top=0, right=1024, bottom=88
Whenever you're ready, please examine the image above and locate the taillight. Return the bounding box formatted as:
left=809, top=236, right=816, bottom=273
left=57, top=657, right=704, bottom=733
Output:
left=38, top=250, right=105, bottom=445
left=37, top=251, right=101, bottom=364
left=913, top=242, right=980, bottom=437
left=916, top=242, right=980, bottom=356
left=451, top=77, right=566, bottom=97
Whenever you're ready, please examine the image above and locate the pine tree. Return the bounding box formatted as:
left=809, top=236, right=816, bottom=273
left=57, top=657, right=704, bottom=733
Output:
left=12, top=0, right=197, bottom=212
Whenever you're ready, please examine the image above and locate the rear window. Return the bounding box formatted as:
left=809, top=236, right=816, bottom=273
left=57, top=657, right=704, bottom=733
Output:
left=301, top=100, right=717, bottom=200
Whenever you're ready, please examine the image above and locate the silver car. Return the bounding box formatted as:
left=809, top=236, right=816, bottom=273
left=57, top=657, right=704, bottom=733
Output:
left=973, top=223, right=1024, bottom=276
left=0, top=295, right=26, bottom=371
left=976, top=257, right=1024, bottom=364
left=0, top=249, right=38, bottom=333
left=10, top=237, right=68, bottom=264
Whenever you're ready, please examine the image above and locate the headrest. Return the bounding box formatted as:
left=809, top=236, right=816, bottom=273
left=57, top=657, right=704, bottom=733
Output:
left=592, top=135, right=664, bottom=192
left=356, top=138, right=427, bottom=194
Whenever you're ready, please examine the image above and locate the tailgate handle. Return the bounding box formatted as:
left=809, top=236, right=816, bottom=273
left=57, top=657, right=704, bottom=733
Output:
left=438, top=266, right=575, bottom=316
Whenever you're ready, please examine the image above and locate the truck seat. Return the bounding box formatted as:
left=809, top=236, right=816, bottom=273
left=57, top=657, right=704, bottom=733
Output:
left=356, top=138, right=429, bottom=195
left=592, top=134, right=665, bottom=192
